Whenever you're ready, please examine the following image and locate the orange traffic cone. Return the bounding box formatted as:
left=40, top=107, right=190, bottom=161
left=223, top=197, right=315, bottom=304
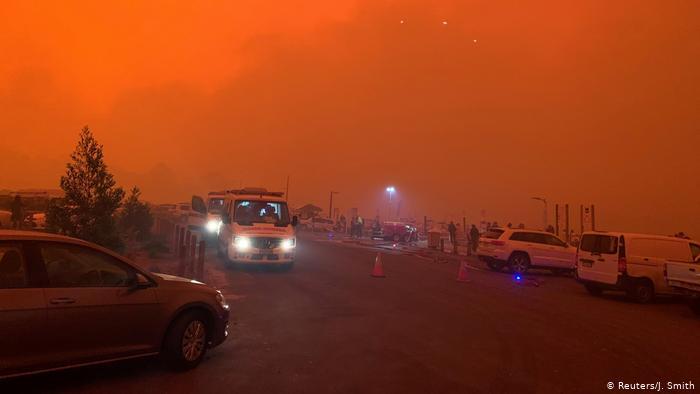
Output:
left=456, top=260, right=470, bottom=283
left=371, top=253, right=386, bottom=278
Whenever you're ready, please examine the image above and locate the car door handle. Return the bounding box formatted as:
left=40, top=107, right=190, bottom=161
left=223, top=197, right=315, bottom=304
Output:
left=50, top=297, right=76, bottom=305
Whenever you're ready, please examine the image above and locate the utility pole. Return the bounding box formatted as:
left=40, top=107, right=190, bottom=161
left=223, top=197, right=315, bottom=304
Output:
left=555, top=204, right=559, bottom=236
left=591, top=204, right=596, bottom=231
left=565, top=204, right=570, bottom=243
left=329, top=191, right=339, bottom=219
left=531, top=197, right=548, bottom=230
left=285, top=175, right=290, bottom=202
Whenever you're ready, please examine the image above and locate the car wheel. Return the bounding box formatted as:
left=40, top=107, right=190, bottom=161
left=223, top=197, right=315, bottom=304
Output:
left=508, top=253, right=530, bottom=274
left=163, top=311, right=209, bottom=370
left=626, top=279, right=655, bottom=304
left=584, top=283, right=603, bottom=296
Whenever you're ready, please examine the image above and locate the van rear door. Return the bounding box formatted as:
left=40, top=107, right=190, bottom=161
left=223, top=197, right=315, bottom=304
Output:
left=577, top=233, right=619, bottom=284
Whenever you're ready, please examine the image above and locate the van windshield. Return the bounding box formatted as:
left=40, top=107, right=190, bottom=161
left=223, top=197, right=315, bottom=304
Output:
left=580, top=234, right=618, bottom=254
left=208, top=198, right=224, bottom=213
left=234, top=200, right=290, bottom=226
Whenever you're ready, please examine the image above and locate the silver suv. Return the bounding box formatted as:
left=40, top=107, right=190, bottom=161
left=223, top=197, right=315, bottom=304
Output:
left=477, top=228, right=576, bottom=274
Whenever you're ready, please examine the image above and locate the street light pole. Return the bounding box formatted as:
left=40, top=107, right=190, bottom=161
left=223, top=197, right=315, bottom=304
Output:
left=385, top=186, right=395, bottom=220
left=531, top=197, right=548, bottom=230
left=329, top=191, right=339, bottom=219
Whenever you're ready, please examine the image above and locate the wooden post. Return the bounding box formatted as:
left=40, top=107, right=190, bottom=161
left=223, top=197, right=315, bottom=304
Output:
left=424, top=216, right=428, bottom=236
left=591, top=204, right=596, bottom=231
left=197, top=240, right=206, bottom=281
left=555, top=204, right=559, bottom=236
left=580, top=205, right=584, bottom=235
left=462, top=217, right=467, bottom=237
left=189, top=234, right=197, bottom=278
left=178, top=244, right=186, bottom=276
left=565, top=204, right=570, bottom=243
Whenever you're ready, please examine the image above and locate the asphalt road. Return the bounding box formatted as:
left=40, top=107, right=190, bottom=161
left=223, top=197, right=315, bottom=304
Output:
left=5, top=238, right=699, bottom=393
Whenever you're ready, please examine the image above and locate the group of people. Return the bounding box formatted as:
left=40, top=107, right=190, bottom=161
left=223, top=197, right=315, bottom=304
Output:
left=350, top=215, right=364, bottom=238
left=447, top=221, right=481, bottom=254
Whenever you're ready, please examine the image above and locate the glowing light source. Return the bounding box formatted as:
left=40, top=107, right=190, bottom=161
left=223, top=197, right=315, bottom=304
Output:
left=234, top=236, right=251, bottom=251
left=442, top=20, right=448, bottom=25
left=281, top=238, right=295, bottom=251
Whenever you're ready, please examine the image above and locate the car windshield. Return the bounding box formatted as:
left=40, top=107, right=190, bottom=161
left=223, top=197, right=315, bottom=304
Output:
left=234, top=200, right=290, bottom=226
left=208, top=198, right=224, bottom=213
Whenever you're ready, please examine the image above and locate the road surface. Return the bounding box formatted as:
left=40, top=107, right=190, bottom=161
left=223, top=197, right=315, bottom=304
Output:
left=5, top=238, right=699, bottom=393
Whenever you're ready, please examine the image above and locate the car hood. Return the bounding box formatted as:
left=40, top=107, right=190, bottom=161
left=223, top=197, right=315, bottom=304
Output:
left=153, top=272, right=205, bottom=286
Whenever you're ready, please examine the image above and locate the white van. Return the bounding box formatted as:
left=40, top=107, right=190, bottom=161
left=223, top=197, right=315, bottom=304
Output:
left=576, top=231, right=700, bottom=303
left=216, top=188, right=297, bottom=268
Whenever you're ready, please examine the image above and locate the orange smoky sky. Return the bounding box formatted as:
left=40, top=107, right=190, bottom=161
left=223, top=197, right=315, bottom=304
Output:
left=1, top=0, right=699, bottom=236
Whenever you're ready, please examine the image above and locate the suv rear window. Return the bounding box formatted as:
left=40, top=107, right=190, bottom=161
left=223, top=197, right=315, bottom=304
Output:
left=580, top=234, right=618, bottom=254
left=483, top=229, right=504, bottom=239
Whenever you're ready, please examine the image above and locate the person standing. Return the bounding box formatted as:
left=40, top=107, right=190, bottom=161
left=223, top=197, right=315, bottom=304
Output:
left=447, top=221, right=457, bottom=246
left=10, top=195, right=24, bottom=230
left=357, top=216, right=364, bottom=239
left=469, top=224, right=480, bottom=254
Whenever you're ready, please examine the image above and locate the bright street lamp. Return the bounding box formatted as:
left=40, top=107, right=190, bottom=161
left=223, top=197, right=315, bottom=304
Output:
left=386, top=186, right=395, bottom=201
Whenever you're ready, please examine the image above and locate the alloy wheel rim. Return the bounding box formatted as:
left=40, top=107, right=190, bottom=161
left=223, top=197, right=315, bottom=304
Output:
left=182, top=320, right=206, bottom=362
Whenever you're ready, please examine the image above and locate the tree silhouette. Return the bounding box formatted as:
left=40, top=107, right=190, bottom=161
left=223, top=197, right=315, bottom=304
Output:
left=118, top=187, right=153, bottom=242
left=47, top=126, right=125, bottom=249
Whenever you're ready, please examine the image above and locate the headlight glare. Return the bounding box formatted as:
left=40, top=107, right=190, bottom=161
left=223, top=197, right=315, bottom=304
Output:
left=281, top=238, right=295, bottom=251
left=234, top=236, right=251, bottom=251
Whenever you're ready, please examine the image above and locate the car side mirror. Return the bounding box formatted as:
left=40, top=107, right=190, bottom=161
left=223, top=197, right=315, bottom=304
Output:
left=292, top=215, right=298, bottom=227
left=130, top=273, right=153, bottom=290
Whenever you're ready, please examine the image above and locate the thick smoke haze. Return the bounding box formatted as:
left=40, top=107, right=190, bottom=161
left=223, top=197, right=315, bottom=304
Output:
left=1, top=1, right=699, bottom=236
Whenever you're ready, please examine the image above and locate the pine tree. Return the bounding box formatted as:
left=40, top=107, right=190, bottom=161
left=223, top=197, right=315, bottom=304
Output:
left=118, top=187, right=153, bottom=242
left=47, top=126, right=125, bottom=249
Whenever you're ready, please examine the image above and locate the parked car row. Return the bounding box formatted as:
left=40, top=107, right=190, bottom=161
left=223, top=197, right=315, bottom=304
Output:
left=477, top=228, right=700, bottom=313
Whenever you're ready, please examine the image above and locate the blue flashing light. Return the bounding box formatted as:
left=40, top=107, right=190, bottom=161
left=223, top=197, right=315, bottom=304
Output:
left=515, top=275, right=522, bottom=281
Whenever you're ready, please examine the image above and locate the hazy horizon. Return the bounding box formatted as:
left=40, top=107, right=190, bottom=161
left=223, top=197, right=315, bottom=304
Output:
left=2, top=0, right=699, bottom=237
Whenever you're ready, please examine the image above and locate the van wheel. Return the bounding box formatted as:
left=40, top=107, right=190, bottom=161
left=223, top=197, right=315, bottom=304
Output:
left=163, top=311, right=209, bottom=370
left=584, top=283, right=603, bottom=296
left=509, top=253, right=530, bottom=274
left=626, top=279, right=655, bottom=304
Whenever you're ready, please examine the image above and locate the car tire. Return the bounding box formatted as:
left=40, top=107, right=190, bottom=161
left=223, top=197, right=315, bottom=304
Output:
left=626, top=279, right=655, bottom=304
left=163, top=311, right=210, bottom=370
left=584, top=283, right=603, bottom=296
left=508, top=253, right=530, bottom=274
